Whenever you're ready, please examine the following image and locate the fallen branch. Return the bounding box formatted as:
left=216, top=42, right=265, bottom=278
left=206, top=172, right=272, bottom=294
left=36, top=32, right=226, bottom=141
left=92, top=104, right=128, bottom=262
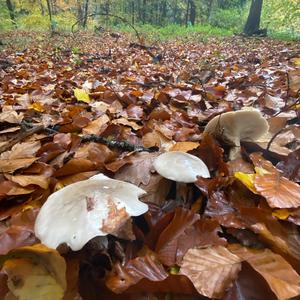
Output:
left=7, top=121, right=156, bottom=153
left=81, top=134, right=156, bottom=152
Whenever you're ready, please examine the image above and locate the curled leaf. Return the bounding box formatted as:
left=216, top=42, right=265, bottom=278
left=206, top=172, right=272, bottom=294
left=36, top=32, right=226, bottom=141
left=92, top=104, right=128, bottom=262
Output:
left=179, top=246, right=242, bottom=299
left=1, top=244, right=66, bottom=300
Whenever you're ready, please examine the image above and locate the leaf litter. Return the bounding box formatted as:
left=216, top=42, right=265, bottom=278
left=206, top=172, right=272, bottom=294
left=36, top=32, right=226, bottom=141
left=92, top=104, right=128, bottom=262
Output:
left=0, top=31, right=300, bottom=299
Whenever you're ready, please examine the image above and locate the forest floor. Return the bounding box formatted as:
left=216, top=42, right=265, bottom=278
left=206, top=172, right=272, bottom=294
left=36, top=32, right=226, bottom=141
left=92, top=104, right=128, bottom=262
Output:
left=0, top=31, right=300, bottom=300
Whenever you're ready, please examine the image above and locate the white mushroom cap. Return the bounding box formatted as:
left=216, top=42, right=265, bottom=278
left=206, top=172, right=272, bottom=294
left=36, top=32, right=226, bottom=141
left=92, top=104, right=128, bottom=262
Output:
left=204, top=109, right=269, bottom=146
left=34, top=174, right=148, bottom=251
left=153, top=151, right=210, bottom=183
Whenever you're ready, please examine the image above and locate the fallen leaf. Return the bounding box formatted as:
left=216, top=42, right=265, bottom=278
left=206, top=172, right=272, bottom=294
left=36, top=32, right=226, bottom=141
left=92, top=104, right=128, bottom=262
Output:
left=1, top=244, right=66, bottom=300
left=230, top=245, right=300, bottom=300
left=170, top=142, right=200, bottom=152
left=179, top=246, right=242, bottom=299
left=74, top=88, right=91, bottom=103
left=105, top=255, right=168, bottom=294
left=0, top=158, right=38, bottom=173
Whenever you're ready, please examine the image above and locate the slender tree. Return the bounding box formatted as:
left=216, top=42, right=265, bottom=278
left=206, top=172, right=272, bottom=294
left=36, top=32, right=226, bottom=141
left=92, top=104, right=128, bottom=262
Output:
left=244, top=0, right=263, bottom=35
left=46, top=0, right=54, bottom=32
left=5, top=0, right=17, bottom=28
left=83, top=0, right=89, bottom=28
left=189, top=0, right=196, bottom=25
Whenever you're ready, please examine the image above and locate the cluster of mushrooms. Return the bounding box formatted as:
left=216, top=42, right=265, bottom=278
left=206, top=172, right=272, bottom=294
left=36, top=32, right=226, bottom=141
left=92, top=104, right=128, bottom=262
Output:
left=34, top=108, right=269, bottom=251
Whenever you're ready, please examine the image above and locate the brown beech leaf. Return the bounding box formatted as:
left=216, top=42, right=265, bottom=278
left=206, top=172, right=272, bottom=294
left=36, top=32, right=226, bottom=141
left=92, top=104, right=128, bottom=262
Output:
left=195, top=133, right=228, bottom=175
left=277, top=148, right=300, bottom=182
left=179, top=246, right=242, bottom=299
left=0, top=141, right=41, bottom=160
left=222, top=262, right=276, bottom=300
left=114, top=152, right=159, bottom=186
left=254, top=172, right=300, bottom=208
left=0, top=208, right=39, bottom=255
left=239, top=207, right=300, bottom=264
left=105, top=255, right=168, bottom=294
left=170, top=142, right=200, bottom=152
left=230, top=245, right=300, bottom=300
left=235, top=153, right=300, bottom=208
left=5, top=174, right=50, bottom=189
left=55, top=171, right=98, bottom=188
left=54, top=158, right=97, bottom=177
left=155, top=208, right=200, bottom=266
left=0, top=180, right=35, bottom=200
left=82, top=114, right=110, bottom=135
left=174, top=219, right=227, bottom=265
left=125, top=274, right=199, bottom=295
left=0, top=157, right=38, bottom=173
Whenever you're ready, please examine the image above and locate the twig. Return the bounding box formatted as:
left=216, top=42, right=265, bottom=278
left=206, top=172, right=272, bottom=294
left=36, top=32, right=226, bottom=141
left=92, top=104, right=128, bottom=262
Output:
left=81, top=134, right=156, bottom=152
left=19, top=121, right=157, bottom=153
left=285, top=71, right=290, bottom=106
left=273, top=97, right=300, bottom=117
left=266, top=128, right=286, bottom=151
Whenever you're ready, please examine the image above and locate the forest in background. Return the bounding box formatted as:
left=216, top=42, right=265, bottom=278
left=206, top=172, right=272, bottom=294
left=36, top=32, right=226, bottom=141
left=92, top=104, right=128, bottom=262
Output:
left=1, top=0, right=300, bottom=40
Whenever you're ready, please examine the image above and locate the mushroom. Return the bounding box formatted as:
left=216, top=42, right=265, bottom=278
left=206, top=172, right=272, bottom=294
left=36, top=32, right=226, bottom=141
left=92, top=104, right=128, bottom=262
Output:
left=153, top=151, right=210, bottom=183
left=34, top=174, right=148, bottom=251
left=153, top=151, right=210, bottom=201
left=204, top=108, right=269, bottom=159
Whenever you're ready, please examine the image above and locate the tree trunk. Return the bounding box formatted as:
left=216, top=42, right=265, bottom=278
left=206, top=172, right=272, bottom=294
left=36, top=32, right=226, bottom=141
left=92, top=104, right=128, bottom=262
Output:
left=46, top=0, right=54, bottom=32
left=244, top=0, right=263, bottom=36
left=185, top=0, right=190, bottom=27
left=39, top=0, right=45, bottom=15
left=82, top=0, right=89, bottom=28
left=131, top=1, right=135, bottom=25
left=142, top=0, right=146, bottom=24
left=190, top=0, right=196, bottom=25
left=5, top=0, right=17, bottom=28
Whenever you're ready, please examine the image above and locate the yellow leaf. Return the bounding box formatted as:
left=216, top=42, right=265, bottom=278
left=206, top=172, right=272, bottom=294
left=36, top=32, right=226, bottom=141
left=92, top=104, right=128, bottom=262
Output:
left=29, top=102, right=44, bottom=112
left=74, top=88, right=90, bottom=103
left=291, top=57, right=300, bottom=66
left=272, top=209, right=290, bottom=220
left=1, top=244, right=66, bottom=300
left=234, top=172, right=258, bottom=194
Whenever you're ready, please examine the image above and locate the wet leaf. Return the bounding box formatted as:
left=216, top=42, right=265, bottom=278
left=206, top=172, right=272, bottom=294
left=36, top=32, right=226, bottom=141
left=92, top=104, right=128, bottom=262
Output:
left=74, top=88, right=90, bottom=103
left=0, top=244, right=66, bottom=300
left=179, top=246, right=242, bottom=299
left=230, top=245, right=300, bottom=300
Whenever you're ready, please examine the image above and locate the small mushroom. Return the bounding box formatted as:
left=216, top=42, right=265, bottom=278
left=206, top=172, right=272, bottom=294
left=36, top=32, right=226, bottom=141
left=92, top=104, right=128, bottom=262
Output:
left=153, top=151, right=210, bottom=183
left=204, top=108, right=269, bottom=159
left=34, top=174, right=148, bottom=251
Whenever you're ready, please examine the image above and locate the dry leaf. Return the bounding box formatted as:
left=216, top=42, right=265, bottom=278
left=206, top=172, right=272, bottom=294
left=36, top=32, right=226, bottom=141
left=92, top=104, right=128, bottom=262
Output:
left=1, top=244, right=66, bottom=300
left=230, top=245, right=300, bottom=300
left=179, top=246, right=242, bottom=298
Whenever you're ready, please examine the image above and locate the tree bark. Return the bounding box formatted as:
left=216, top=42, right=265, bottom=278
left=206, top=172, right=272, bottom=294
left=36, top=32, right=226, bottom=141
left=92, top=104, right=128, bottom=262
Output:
left=82, top=0, right=89, bottom=28
left=46, top=0, right=54, bottom=32
left=244, top=0, right=263, bottom=36
left=189, top=0, right=196, bottom=25
left=185, top=0, right=190, bottom=27
left=5, top=0, right=17, bottom=28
